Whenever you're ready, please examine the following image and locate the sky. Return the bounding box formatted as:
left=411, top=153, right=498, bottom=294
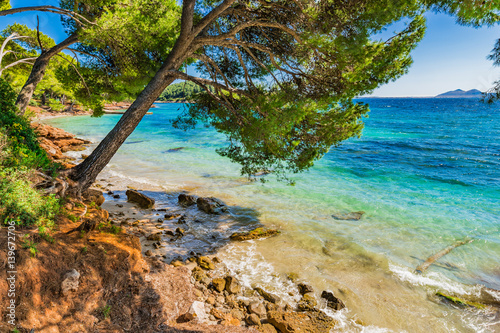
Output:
left=1, top=0, right=500, bottom=97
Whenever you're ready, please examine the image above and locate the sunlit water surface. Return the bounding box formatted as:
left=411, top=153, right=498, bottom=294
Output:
left=46, top=98, right=500, bottom=332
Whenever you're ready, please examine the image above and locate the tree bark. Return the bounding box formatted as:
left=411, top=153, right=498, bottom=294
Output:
left=15, top=33, right=78, bottom=115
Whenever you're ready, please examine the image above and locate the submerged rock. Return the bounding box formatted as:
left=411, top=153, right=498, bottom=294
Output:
left=178, top=193, right=197, bottom=207
left=332, top=211, right=365, bottom=220
left=298, top=283, right=314, bottom=295
left=197, top=197, right=228, bottom=214
left=267, top=310, right=336, bottom=333
left=230, top=228, right=280, bottom=241
left=125, top=189, right=155, bottom=209
left=321, top=291, right=345, bottom=310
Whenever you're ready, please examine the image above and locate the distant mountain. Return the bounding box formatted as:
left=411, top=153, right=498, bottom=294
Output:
left=435, top=89, right=483, bottom=98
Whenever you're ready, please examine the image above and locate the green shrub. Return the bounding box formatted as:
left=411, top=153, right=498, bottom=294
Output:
left=0, top=78, right=56, bottom=173
left=0, top=167, right=60, bottom=226
left=48, top=98, right=64, bottom=112
left=0, top=78, right=61, bottom=228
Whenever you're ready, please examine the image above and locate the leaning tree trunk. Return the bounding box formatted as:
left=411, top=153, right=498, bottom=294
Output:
left=64, top=0, right=198, bottom=195
left=65, top=56, right=186, bottom=194
left=16, top=33, right=78, bottom=115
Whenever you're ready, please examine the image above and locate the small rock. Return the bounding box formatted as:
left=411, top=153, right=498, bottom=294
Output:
left=206, top=296, right=216, bottom=305
left=194, top=289, right=203, bottom=298
left=297, top=293, right=317, bottom=311
left=210, top=307, right=226, bottom=320
left=176, top=227, right=185, bottom=236
left=145, top=250, right=153, bottom=256
left=171, top=260, right=184, bottom=267
left=61, top=269, right=80, bottom=296
left=178, top=193, right=197, bottom=206
left=165, top=213, right=181, bottom=219
left=221, top=314, right=240, bottom=326
left=246, top=313, right=262, bottom=326
left=286, top=272, right=299, bottom=282
left=248, top=301, right=266, bottom=317
left=125, top=189, right=155, bottom=209
left=230, top=309, right=244, bottom=321
left=225, top=276, right=242, bottom=294
left=185, top=301, right=209, bottom=323
left=212, top=278, right=226, bottom=292
left=321, top=290, right=345, bottom=310
left=116, top=204, right=123, bottom=208
left=197, top=256, right=215, bottom=270
left=157, top=218, right=164, bottom=223
left=147, top=233, right=162, bottom=241
left=254, top=287, right=280, bottom=304
left=259, top=323, right=278, bottom=333
left=230, top=228, right=280, bottom=241
left=164, top=230, right=175, bottom=236
left=197, top=197, right=228, bottom=214
left=113, top=194, right=120, bottom=199
left=192, top=267, right=208, bottom=282
left=267, top=310, right=335, bottom=332
left=298, top=283, right=314, bottom=295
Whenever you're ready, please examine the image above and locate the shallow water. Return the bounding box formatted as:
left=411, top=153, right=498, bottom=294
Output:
left=45, top=98, right=500, bottom=332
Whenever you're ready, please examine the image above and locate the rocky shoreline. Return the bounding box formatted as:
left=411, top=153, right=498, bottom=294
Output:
left=96, top=185, right=345, bottom=332
left=16, top=110, right=499, bottom=333
left=14, top=121, right=348, bottom=332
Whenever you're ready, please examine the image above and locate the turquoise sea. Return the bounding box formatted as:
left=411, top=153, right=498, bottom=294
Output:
left=46, top=98, right=500, bottom=332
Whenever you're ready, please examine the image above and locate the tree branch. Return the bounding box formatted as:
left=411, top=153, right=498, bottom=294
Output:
left=55, top=53, right=91, bottom=97
left=36, top=15, right=45, bottom=52
left=192, top=0, right=237, bottom=37
left=0, top=5, right=95, bottom=26
left=165, top=69, right=252, bottom=98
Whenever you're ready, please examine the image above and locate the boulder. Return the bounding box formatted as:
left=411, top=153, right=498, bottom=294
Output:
left=321, top=291, right=345, bottom=311
left=297, top=294, right=317, bottom=312
left=248, top=301, right=267, bottom=317
left=298, top=283, right=314, bottom=295
left=258, top=323, right=278, bottom=333
left=187, top=301, right=209, bottom=323
left=197, top=197, right=228, bottom=214
left=212, top=278, right=226, bottom=292
left=246, top=313, right=262, bottom=326
left=178, top=193, right=197, bottom=207
left=61, top=269, right=80, bottom=296
left=197, top=256, right=215, bottom=270
left=82, top=189, right=105, bottom=206
left=126, top=189, right=155, bottom=209
left=254, top=287, right=280, bottom=304
left=146, top=233, right=162, bottom=242
left=332, top=211, right=365, bottom=221
left=225, top=276, right=242, bottom=294
left=230, top=228, right=280, bottom=241
left=267, top=310, right=336, bottom=333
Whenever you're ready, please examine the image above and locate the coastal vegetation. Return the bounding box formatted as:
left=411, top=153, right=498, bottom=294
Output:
left=158, top=81, right=206, bottom=102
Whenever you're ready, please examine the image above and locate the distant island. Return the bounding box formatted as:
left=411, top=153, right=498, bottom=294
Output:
left=435, top=89, right=483, bottom=98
